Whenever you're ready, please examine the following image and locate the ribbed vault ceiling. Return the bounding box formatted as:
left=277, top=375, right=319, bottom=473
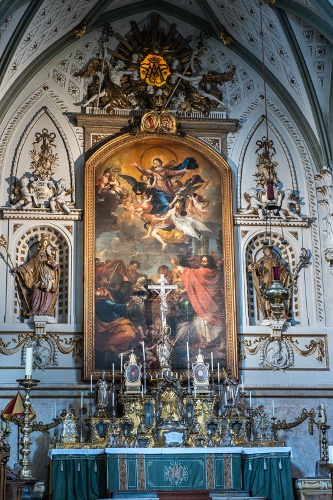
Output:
left=1, top=0, right=333, bottom=169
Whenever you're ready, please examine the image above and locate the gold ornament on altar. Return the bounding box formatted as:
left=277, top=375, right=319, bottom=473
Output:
left=60, top=410, right=78, bottom=444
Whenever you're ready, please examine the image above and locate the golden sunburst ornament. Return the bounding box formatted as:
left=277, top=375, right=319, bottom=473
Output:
left=140, top=54, right=171, bottom=87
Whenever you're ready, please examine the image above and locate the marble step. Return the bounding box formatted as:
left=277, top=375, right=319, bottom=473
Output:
left=109, top=493, right=267, bottom=500
left=111, top=494, right=158, bottom=499
left=211, top=497, right=267, bottom=500
left=210, top=492, right=251, bottom=497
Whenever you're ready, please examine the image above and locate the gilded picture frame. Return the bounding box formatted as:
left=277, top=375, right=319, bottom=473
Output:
left=84, top=132, right=237, bottom=380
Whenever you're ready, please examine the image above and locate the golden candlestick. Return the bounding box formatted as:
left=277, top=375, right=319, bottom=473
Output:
left=16, top=377, right=40, bottom=480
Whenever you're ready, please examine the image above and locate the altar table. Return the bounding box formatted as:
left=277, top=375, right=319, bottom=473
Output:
left=49, top=447, right=293, bottom=500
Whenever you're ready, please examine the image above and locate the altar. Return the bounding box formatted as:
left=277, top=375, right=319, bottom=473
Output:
left=49, top=447, right=294, bottom=500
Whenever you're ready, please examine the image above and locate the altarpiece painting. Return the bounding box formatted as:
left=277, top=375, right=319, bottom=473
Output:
left=84, top=133, right=237, bottom=378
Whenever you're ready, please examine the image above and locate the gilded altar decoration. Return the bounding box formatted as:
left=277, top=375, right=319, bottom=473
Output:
left=94, top=371, right=109, bottom=418
left=75, top=14, right=235, bottom=116
left=53, top=346, right=282, bottom=450
left=124, top=350, right=142, bottom=393
left=55, top=277, right=325, bottom=451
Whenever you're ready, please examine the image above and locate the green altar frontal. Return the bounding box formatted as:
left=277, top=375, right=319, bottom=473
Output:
left=49, top=447, right=293, bottom=500
left=106, top=449, right=242, bottom=491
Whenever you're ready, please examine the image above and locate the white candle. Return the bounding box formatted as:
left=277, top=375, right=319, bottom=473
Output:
left=54, top=402, right=57, bottom=419
left=194, top=386, right=197, bottom=398
left=211, top=352, right=213, bottom=372
left=272, top=400, right=275, bottom=416
left=249, top=391, right=252, bottom=408
left=80, top=392, right=83, bottom=408
left=90, top=374, right=93, bottom=392
left=217, top=363, right=220, bottom=383
left=112, top=392, right=114, bottom=406
left=187, top=342, right=189, bottom=362
left=25, top=347, right=33, bottom=377
left=112, top=364, right=115, bottom=384
left=241, top=375, right=244, bottom=392
left=328, top=446, right=333, bottom=463
left=120, top=353, right=123, bottom=373
left=141, top=386, right=143, bottom=398
left=142, top=341, right=145, bottom=362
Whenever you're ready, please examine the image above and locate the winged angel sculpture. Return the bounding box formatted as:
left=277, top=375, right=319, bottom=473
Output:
left=75, top=58, right=134, bottom=111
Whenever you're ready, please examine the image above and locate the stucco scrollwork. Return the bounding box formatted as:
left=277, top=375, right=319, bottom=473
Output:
left=240, top=336, right=325, bottom=371
left=315, top=166, right=333, bottom=243
left=0, top=332, right=83, bottom=368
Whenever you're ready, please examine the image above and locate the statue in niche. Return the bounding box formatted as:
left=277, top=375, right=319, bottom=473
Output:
left=14, top=233, right=59, bottom=317
left=248, top=245, right=291, bottom=321
left=11, top=176, right=40, bottom=210
left=48, top=178, right=73, bottom=214
left=161, top=390, right=180, bottom=421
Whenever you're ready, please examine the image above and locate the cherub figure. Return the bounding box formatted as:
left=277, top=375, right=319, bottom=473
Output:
left=279, top=189, right=302, bottom=220
left=134, top=193, right=153, bottom=216
left=11, top=176, right=39, bottom=210
left=49, top=178, right=72, bottom=214
left=242, top=188, right=265, bottom=218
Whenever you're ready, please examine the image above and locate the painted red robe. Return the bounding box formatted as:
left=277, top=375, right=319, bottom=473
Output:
left=181, top=266, right=223, bottom=325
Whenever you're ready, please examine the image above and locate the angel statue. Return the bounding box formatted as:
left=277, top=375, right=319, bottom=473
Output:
left=11, top=176, right=39, bottom=210
left=74, top=58, right=134, bottom=112
left=172, top=62, right=235, bottom=114
left=241, top=188, right=265, bottom=218
left=278, top=189, right=303, bottom=221
left=48, top=178, right=73, bottom=214
left=248, top=245, right=291, bottom=321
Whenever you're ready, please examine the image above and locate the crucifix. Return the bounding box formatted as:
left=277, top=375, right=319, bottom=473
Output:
left=148, top=274, right=177, bottom=330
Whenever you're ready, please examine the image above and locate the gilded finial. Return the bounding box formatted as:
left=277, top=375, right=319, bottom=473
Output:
left=73, top=19, right=87, bottom=38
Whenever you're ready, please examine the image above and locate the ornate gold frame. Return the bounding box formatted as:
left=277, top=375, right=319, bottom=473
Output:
left=84, top=132, right=237, bottom=380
